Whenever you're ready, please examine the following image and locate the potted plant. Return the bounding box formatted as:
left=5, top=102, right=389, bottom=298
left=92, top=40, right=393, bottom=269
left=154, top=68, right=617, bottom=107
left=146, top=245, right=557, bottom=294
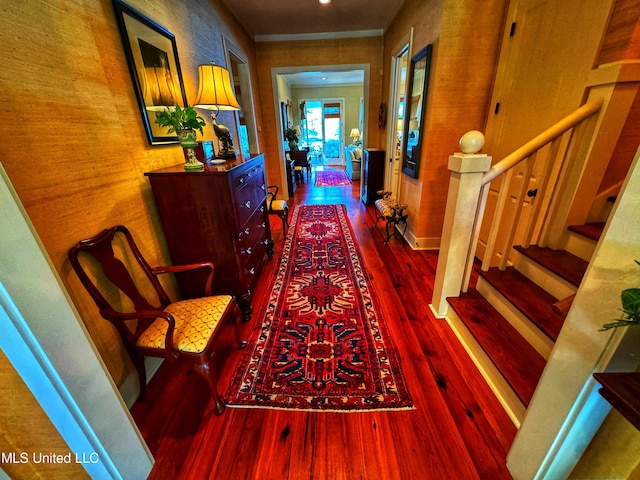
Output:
left=155, top=105, right=207, bottom=170
left=599, top=260, right=640, bottom=330
left=284, top=126, right=299, bottom=151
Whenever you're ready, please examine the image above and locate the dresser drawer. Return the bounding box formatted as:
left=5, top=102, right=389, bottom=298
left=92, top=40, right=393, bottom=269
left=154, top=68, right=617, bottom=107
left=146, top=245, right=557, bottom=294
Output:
left=234, top=174, right=267, bottom=228
left=229, top=160, right=265, bottom=192
left=237, top=208, right=269, bottom=252
left=240, top=239, right=267, bottom=289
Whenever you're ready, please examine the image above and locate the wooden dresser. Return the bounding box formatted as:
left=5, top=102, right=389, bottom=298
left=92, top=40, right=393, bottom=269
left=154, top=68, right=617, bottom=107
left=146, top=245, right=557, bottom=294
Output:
left=361, top=148, right=385, bottom=205
left=145, top=154, right=273, bottom=320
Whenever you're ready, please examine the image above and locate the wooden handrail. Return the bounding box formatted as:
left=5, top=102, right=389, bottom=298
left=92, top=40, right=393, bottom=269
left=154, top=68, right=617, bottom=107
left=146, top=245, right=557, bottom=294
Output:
left=482, top=98, right=604, bottom=185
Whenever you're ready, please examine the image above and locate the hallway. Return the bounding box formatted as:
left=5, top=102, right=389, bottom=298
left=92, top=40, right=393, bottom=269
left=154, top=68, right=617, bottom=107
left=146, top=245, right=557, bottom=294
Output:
left=132, top=174, right=516, bottom=479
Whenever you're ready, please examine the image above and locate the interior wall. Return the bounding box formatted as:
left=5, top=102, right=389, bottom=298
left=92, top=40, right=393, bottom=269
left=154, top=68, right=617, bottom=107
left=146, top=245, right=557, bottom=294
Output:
left=0, top=0, right=259, bottom=414
left=382, top=0, right=508, bottom=248
left=254, top=36, right=384, bottom=188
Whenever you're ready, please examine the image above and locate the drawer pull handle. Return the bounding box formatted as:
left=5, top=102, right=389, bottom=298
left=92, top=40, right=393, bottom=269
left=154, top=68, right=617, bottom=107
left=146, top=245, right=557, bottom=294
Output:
left=246, top=268, right=255, bottom=275
left=244, top=200, right=251, bottom=209
left=260, top=206, right=265, bottom=213
left=239, top=227, right=250, bottom=238
left=261, top=222, right=266, bottom=228
left=261, top=184, right=266, bottom=191
left=239, top=177, right=245, bottom=184
left=241, top=247, right=252, bottom=255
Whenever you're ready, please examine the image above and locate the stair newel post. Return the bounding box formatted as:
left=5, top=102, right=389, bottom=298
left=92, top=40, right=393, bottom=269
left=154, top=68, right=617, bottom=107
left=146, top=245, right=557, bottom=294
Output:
left=430, top=131, right=492, bottom=318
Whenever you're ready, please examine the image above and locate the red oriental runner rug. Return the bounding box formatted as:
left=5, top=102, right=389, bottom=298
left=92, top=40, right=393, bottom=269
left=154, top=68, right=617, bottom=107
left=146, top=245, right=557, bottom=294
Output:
left=226, top=204, right=413, bottom=412
left=314, top=169, right=352, bottom=187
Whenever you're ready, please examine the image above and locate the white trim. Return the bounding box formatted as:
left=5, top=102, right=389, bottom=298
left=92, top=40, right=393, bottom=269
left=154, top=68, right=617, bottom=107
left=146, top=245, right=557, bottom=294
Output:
left=385, top=28, right=413, bottom=195
left=0, top=163, right=153, bottom=479
left=0, top=290, right=119, bottom=479
left=271, top=64, right=370, bottom=197
left=446, top=306, right=525, bottom=427
left=256, top=29, right=383, bottom=43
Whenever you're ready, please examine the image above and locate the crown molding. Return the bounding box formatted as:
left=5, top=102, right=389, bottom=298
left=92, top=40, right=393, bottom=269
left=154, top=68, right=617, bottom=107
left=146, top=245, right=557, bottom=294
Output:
left=255, top=29, right=383, bottom=43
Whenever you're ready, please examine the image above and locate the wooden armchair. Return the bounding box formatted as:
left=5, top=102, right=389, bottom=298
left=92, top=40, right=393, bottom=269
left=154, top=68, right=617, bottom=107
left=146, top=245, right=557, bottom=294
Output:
left=68, top=225, right=246, bottom=414
left=267, top=185, right=290, bottom=234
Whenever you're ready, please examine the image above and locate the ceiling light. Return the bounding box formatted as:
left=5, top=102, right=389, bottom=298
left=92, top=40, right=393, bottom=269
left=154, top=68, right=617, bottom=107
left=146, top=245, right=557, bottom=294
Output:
left=319, top=0, right=331, bottom=4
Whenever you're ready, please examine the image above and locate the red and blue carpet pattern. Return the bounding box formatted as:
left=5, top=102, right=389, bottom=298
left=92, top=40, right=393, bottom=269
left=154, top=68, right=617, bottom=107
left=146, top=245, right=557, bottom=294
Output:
left=226, top=204, right=412, bottom=411
left=314, top=168, right=352, bottom=187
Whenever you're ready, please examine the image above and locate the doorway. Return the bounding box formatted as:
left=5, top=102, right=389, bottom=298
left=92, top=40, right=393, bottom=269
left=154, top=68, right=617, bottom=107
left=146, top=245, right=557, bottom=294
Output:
left=271, top=65, right=369, bottom=196
left=385, top=32, right=412, bottom=194
left=302, top=99, right=344, bottom=166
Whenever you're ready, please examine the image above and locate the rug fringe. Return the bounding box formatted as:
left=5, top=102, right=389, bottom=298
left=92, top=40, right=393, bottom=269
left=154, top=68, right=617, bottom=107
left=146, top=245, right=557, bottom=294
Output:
left=225, top=404, right=416, bottom=413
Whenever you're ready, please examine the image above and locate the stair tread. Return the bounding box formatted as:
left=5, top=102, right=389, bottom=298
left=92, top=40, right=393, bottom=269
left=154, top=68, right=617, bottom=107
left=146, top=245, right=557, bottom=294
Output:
left=477, top=266, right=565, bottom=341
left=514, top=245, right=587, bottom=287
left=448, top=290, right=546, bottom=406
left=568, top=222, right=606, bottom=242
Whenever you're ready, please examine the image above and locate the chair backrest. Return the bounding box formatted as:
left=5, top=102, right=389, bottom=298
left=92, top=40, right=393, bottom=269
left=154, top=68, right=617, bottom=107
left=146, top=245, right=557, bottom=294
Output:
left=288, top=150, right=309, bottom=167
left=266, top=185, right=279, bottom=212
left=68, top=226, right=170, bottom=339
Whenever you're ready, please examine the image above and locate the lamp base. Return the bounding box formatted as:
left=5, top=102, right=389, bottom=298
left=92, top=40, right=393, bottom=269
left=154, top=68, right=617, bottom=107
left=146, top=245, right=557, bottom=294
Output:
left=215, top=150, right=236, bottom=159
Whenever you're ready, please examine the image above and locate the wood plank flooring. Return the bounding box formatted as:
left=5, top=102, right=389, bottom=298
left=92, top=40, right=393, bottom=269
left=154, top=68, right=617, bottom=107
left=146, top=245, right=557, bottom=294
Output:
left=132, top=171, right=517, bottom=479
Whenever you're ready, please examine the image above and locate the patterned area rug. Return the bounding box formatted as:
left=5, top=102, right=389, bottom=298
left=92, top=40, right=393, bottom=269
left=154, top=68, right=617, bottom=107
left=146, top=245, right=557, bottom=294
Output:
left=226, top=204, right=413, bottom=412
left=314, top=169, right=352, bottom=187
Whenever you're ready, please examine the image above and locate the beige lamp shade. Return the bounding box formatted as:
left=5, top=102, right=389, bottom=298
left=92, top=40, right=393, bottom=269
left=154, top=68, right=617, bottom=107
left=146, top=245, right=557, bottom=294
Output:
left=193, top=63, right=241, bottom=111
left=350, top=128, right=360, bottom=138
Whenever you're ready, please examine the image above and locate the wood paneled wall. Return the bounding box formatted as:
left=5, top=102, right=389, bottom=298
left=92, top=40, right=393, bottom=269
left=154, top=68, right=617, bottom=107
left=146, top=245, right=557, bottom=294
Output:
left=254, top=37, right=384, bottom=188
left=381, top=0, right=509, bottom=245
left=0, top=0, right=258, bottom=466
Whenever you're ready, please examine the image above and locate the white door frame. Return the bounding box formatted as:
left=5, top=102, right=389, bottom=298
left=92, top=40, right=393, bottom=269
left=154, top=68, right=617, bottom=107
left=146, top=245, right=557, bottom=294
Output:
left=271, top=64, right=370, bottom=196
left=0, top=164, right=153, bottom=479
left=385, top=28, right=413, bottom=195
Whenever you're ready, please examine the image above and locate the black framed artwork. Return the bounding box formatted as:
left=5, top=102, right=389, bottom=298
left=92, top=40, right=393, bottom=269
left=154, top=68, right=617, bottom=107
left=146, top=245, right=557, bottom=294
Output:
left=402, top=44, right=432, bottom=178
left=113, top=0, right=188, bottom=145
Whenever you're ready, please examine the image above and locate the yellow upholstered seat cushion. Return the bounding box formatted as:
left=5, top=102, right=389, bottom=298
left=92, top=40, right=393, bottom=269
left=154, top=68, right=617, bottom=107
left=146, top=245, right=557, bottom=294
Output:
left=136, top=295, right=233, bottom=354
left=270, top=199, right=288, bottom=212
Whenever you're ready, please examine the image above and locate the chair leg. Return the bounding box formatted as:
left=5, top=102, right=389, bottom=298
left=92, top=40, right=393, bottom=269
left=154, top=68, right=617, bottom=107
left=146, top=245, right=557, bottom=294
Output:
left=282, top=206, right=290, bottom=233
left=232, top=302, right=248, bottom=348
left=193, top=356, right=225, bottom=415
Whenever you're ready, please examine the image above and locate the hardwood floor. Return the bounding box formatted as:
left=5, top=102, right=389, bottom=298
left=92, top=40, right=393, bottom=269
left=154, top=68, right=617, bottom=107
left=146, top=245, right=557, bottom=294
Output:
left=131, top=170, right=517, bottom=479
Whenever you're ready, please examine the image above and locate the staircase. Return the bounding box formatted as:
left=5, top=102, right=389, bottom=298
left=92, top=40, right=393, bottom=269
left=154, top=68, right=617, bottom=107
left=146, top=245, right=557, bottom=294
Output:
left=446, top=222, right=604, bottom=425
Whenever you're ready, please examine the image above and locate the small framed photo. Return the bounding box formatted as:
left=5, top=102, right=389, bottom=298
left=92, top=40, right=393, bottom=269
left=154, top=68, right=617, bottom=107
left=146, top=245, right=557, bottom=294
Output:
left=112, top=0, right=188, bottom=145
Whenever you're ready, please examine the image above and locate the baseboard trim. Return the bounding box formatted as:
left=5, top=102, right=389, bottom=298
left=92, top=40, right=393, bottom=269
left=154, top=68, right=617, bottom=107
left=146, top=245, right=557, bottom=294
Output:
left=408, top=233, right=440, bottom=250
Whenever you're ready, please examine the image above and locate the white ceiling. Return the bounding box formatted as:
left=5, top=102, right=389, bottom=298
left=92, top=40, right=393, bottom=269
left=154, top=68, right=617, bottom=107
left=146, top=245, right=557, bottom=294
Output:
left=219, top=0, right=406, bottom=40
left=220, top=0, right=403, bottom=87
left=283, top=70, right=365, bottom=88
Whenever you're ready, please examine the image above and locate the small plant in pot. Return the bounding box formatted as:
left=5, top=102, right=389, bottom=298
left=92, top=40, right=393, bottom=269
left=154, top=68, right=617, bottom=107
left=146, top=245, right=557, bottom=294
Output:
left=155, top=105, right=207, bottom=170
left=285, top=127, right=299, bottom=151
left=599, top=260, right=640, bottom=331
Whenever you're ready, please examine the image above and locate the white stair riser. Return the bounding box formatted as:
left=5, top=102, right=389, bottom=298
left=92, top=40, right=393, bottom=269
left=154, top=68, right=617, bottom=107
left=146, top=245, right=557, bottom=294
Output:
left=512, top=251, right=577, bottom=300
left=445, top=307, right=525, bottom=428
left=563, top=231, right=596, bottom=262
left=476, top=277, right=554, bottom=360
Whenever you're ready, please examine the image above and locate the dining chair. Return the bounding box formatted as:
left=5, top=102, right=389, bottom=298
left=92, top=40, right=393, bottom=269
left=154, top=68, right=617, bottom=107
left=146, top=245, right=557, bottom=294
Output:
left=68, top=225, right=246, bottom=414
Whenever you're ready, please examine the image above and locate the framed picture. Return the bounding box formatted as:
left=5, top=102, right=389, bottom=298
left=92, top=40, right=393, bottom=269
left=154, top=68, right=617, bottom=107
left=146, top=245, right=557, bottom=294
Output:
left=113, top=0, right=188, bottom=145
left=402, top=44, right=432, bottom=178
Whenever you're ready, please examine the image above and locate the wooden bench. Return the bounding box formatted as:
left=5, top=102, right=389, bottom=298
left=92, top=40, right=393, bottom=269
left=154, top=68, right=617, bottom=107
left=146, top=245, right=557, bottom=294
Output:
left=374, top=191, right=408, bottom=245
